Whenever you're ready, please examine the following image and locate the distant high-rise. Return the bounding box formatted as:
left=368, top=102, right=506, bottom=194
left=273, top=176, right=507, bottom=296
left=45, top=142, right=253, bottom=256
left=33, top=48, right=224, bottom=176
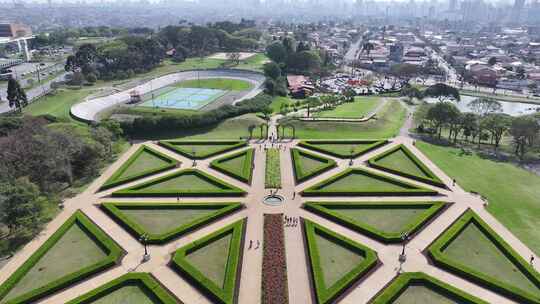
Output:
left=449, top=0, right=457, bottom=11
left=512, top=0, right=525, bottom=21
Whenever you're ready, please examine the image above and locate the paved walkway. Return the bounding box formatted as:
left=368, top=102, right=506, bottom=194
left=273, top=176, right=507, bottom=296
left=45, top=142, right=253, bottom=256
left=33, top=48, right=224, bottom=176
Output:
left=0, top=130, right=538, bottom=303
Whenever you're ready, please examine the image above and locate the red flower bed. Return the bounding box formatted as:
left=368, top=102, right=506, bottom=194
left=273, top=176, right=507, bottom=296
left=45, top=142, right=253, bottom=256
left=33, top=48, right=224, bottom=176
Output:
left=262, top=214, right=289, bottom=304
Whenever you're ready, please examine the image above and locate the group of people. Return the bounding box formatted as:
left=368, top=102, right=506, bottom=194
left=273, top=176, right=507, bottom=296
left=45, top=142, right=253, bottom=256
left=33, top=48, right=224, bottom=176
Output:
left=284, top=215, right=298, bottom=227
left=248, top=240, right=260, bottom=250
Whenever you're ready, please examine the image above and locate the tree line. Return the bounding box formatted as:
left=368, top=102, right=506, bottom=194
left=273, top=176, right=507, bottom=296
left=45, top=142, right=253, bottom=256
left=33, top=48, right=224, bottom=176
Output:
left=0, top=116, right=124, bottom=256
left=415, top=96, right=540, bottom=161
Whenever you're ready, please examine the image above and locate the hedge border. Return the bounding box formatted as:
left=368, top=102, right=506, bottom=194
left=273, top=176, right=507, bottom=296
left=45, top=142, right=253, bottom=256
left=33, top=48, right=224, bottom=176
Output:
left=367, top=144, right=447, bottom=189
left=210, top=148, right=255, bottom=184
left=158, top=140, right=247, bottom=160
left=111, top=168, right=247, bottom=197
left=101, top=202, right=243, bottom=244
left=100, top=145, right=180, bottom=191
left=0, top=210, right=124, bottom=304
left=291, top=148, right=337, bottom=184
left=170, top=219, right=246, bottom=304
left=65, top=273, right=180, bottom=304
left=297, top=139, right=389, bottom=159
left=265, top=148, right=281, bottom=189
left=304, top=219, right=378, bottom=304
left=304, top=201, right=446, bottom=243
left=369, top=272, right=489, bottom=304
left=427, top=209, right=540, bottom=304
left=301, top=168, right=439, bottom=197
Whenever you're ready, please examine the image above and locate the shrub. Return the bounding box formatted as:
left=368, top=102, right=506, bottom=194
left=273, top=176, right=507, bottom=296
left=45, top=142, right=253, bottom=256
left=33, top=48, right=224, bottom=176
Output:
left=262, top=214, right=288, bottom=304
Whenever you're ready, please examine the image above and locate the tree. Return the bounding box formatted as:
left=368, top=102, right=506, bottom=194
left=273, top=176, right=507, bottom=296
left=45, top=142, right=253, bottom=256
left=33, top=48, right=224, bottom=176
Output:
left=468, top=97, right=502, bottom=116
left=460, top=113, right=479, bottom=142
left=305, top=96, right=320, bottom=117
left=287, top=51, right=322, bottom=75
left=509, top=117, right=539, bottom=161
left=426, top=102, right=460, bottom=139
left=361, top=42, right=375, bottom=59
left=0, top=178, right=47, bottom=240
left=423, top=83, right=460, bottom=102
left=263, top=62, right=281, bottom=80
left=227, top=52, right=241, bottom=66
left=6, top=78, right=28, bottom=112
left=481, top=113, right=510, bottom=151
left=266, top=42, right=287, bottom=64
left=248, top=124, right=256, bottom=139
left=282, top=36, right=296, bottom=55
left=400, top=84, right=423, bottom=102
left=488, top=57, right=497, bottom=66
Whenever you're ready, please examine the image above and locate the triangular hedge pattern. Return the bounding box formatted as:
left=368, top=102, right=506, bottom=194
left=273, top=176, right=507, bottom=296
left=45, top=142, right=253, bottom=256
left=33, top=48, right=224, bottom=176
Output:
left=210, top=148, right=255, bottom=184
left=297, top=140, right=388, bottom=159
left=101, top=202, right=242, bottom=244
left=111, top=168, right=246, bottom=197
left=170, top=219, right=246, bottom=304
left=65, top=273, right=179, bottom=304
left=304, top=201, right=445, bottom=243
left=0, top=211, right=123, bottom=304
left=301, top=168, right=438, bottom=196
left=428, top=209, right=540, bottom=303
left=367, top=144, right=446, bottom=188
left=291, top=148, right=337, bottom=183
left=370, top=272, right=489, bottom=304
left=100, top=145, right=179, bottom=190
left=304, top=219, right=378, bottom=304
left=159, top=140, right=247, bottom=159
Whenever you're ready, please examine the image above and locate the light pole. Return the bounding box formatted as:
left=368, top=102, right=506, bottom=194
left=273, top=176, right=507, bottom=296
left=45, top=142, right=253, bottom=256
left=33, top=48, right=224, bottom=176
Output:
left=140, top=234, right=150, bottom=262
left=192, top=148, right=197, bottom=167
left=349, top=147, right=354, bottom=166
left=399, top=232, right=409, bottom=263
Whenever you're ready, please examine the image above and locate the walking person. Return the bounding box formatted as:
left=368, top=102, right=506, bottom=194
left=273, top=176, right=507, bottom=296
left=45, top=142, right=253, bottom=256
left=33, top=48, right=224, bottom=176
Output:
left=255, top=240, right=260, bottom=250
left=531, top=255, right=535, bottom=265
left=292, top=192, right=296, bottom=199
left=249, top=240, right=253, bottom=250
left=452, top=179, right=456, bottom=187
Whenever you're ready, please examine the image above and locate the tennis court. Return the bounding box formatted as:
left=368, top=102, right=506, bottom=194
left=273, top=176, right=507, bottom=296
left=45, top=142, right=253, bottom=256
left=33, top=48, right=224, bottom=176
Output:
left=139, top=87, right=228, bottom=110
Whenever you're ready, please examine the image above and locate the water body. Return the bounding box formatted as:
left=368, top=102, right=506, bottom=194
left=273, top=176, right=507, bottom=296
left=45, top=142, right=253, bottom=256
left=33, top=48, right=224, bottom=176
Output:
left=424, top=95, right=540, bottom=116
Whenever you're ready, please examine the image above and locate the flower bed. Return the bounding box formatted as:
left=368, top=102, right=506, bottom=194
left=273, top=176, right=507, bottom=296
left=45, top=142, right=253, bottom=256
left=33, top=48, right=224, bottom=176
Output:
left=261, top=214, right=289, bottom=304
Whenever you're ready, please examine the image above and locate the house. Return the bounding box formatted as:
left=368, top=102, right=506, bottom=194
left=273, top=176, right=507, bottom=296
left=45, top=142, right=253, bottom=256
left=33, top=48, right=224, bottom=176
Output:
left=469, top=64, right=498, bottom=86
left=287, top=75, right=315, bottom=98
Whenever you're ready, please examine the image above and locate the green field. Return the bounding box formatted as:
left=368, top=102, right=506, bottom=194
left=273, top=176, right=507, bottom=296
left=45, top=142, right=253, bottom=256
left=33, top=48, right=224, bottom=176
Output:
left=393, top=285, right=459, bottom=304
left=375, top=149, right=426, bottom=178
left=283, top=101, right=405, bottom=139
left=442, top=221, right=539, bottom=295
left=92, top=285, right=157, bottom=304
left=186, top=233, right=232, bottom=288
left=315, top=97, right=381, bottom=118
left=23, top=88, right=93, bottom=122
left=317, top=171, right=414, bottom=192
left=416, top=141, right=540, bottom=255
left=4, top=224, right=108, bottom=301
left=269, top=96, right=296, bottom=113
left=175, top=78, right=252, bottom=91
left=120, top=208, right=218, bottom=235
left=232, top=53, right=269, bottom=72
left=265, top=148, right=281, bottom=188
left=134, top=114, right=266, bottom=140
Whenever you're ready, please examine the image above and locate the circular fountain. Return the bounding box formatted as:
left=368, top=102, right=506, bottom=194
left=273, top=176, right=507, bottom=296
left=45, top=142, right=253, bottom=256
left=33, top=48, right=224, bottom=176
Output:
left=263, top=194, right=284, bottom=206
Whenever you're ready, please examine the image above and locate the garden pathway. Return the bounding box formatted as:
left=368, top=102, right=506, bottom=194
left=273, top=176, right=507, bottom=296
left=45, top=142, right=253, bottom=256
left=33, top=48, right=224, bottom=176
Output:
left=0, top=133, right=538, bottom=304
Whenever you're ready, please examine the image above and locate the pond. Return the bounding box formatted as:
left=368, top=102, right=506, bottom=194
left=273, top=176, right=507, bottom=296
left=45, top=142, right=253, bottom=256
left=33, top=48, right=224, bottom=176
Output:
left=263, top=195, right=284, bottom=206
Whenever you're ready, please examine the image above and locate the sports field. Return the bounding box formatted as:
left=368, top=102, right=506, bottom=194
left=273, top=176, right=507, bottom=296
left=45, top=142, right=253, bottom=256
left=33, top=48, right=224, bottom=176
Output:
left=139, top=87, right=227, bottom=110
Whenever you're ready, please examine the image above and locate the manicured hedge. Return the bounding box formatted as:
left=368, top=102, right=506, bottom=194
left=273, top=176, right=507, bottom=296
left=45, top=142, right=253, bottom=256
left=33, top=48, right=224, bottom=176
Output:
left=301, top=168, right=439, bottom=197
left=158, top=140, right=247, bottom=159
left=101, top=202, right=243, bottom=244
left=170, top=219, right=246, bottom=304
left=100, top=145, right=179, bottom=191
left=210, top=148, right=255, bottom=184
left=111, top=168, right=247, bottom=197
left=65, top=273, right=180, bottom=304
left=304, top=219, right=378, bottom=304
left=367, top=144, right=447, bottom=188
left=427, top=209, right=540, bottom=304
left=304, top=201, right=446, bottom=243
left=297, top=139, right=388, bottom=159
left=290, top=148, right=337, bottom=184
left=370, top=272, right=488, bottom=304
left=0, top=210, right=124, bottom=304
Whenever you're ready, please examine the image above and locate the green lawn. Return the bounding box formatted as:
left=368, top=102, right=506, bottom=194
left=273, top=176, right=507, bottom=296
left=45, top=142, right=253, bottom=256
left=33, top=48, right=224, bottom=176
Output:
left=265, top=148, right=281, bottom=188
left=23, top=88, right=94, bottom=122
left=5, top=223, right=108, bottom=301
left=92, top=285, right=157, bottom=304
left=284, top=100, right=405, bottom=139
left=120, top=208, right=219, bottom=235
left=140, top=173, right=222, bottom=192
left=315, top=97, right=381, bottom=118
left=330, top=206, right=431, bottom=234
left=167, top=144, right=238, bottom=158
left=175, top=78, right=252, bottom=91
left=315, top=232, right=364, bottom=288
left=374, top=148, right=428, bottom=178
left=134, top=114, right=266, bottom=140
left=233, top=53, right=269, bottom=72
left=186, top=233, right=232, bottom=288
left=318, top=171, right=414, bottom=192
left=118, top=150, right=171, bottom=179
left=416, top=141, right=540, bottom=255
left=442, top=221, right=539, bottom=295
left=393, top=285, right=458, bottom=304
left=310, top=142, right=383, bottom=158
left=269, top=96, right=295, bottom=113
